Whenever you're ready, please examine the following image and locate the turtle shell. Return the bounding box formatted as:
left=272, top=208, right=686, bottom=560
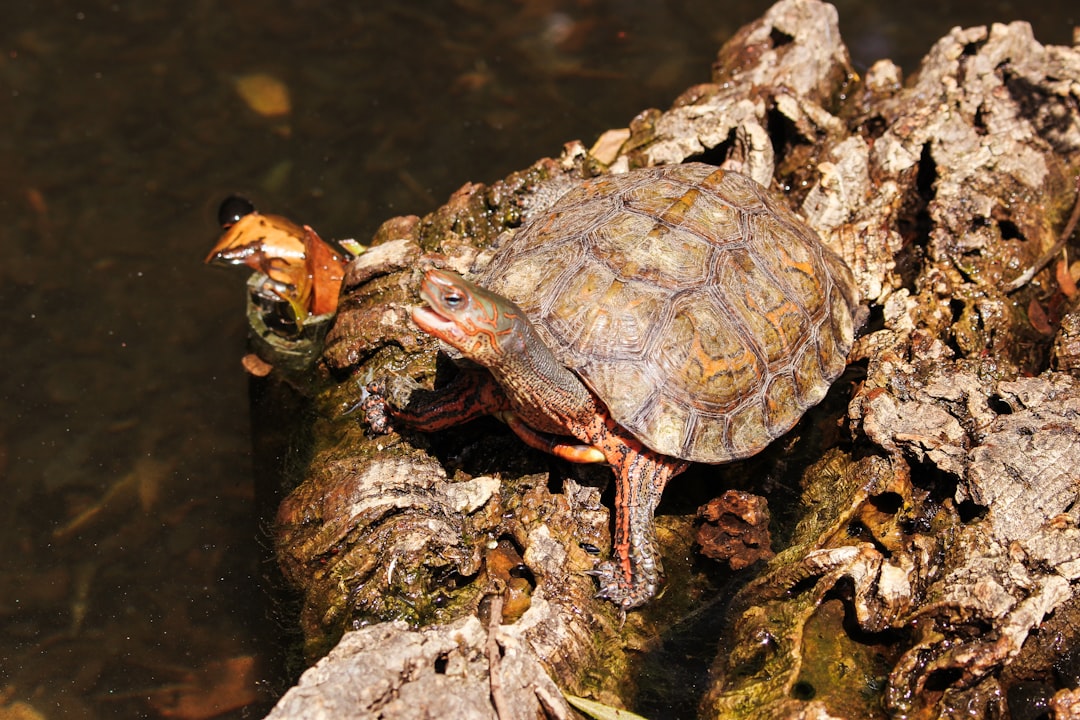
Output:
left=478, top=163, right=858, bottom=464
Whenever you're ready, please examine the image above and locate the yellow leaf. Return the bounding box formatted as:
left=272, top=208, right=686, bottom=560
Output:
left=234, top=73, right=291, bottom=117
left=564, top=693, right=652, bottom=720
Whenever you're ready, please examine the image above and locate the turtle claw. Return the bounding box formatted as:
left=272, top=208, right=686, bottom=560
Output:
left=589, top=560, right=657, bottom=610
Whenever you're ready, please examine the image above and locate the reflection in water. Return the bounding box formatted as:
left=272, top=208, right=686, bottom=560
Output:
left=0, top=1, right=1073, bottom=717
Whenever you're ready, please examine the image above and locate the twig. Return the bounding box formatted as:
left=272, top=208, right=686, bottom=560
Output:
left=533, top=682, right=568, bottom=720
left=487, top=592, right=512, bottom=720
left=1006, top=174, right=1080, bottom=292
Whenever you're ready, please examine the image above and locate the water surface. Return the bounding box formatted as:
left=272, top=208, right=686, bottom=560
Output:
left=1, top=1, right=1074, bottom=717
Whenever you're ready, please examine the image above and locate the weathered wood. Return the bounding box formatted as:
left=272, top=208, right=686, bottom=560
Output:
left=266, top=0, right=1080, bottom=717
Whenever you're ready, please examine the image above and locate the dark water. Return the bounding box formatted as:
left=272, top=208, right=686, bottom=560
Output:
left=0, top=2, right=1074, bottom=717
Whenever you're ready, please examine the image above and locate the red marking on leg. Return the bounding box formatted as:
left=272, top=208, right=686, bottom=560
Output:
left=374, top=370, right=512, bottom=433
left=583, top=412, right=689, bottom=605
left=499, top=412, right=606, bottom=463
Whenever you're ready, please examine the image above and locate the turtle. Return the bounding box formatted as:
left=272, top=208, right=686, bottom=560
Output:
left=364, top=162, right=859, bottom=609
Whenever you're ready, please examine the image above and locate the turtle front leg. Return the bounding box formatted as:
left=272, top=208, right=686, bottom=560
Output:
left=589, top=422, right=690, bottom=608
left=496, top=412, right=607, bottom=464
left=363, top=369, right=511, bottom=434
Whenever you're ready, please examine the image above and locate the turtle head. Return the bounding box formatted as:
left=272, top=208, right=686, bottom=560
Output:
left=412, top=269, right=525, bottom=364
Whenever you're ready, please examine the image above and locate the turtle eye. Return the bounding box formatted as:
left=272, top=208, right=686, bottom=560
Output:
left=218, top=195, right=256, bottom=228
left=443, top=290, right=465, bottom=308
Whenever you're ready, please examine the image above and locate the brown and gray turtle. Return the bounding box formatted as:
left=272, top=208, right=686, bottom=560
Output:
left=365, top=162, right=858, bottom=608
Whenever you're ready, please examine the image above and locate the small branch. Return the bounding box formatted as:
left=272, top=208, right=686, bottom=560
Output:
left=487, top=592, right=512, bottom=720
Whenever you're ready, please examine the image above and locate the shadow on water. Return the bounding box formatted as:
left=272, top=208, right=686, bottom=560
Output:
left=0, top=1, right=1074, bottom=717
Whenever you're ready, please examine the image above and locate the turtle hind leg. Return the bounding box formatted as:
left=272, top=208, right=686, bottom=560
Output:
left=590, top=423, right=689, bottom=608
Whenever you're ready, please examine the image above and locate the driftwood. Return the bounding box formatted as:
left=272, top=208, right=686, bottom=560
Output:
left=265, top=0, right=1080, bottom=717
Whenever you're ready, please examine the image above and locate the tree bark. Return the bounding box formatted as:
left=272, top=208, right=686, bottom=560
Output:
left=264, top=1, right=1080, bottom=717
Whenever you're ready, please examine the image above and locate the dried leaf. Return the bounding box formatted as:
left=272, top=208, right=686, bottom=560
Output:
left=565, top=694, right=651, bottom=720
left=52, top=456, right=168, bottom=541
left=1057, top=257, right=1078, bottom=299
left=0, top=700, right=48, bottom=720
left=241, top=353, right=274, bottom=377
left=590, top=128, right=630, bottom=165
left=147, top=656, right=258, bottom=720
left=1028, top=297, right=1054, bottom=335
left=206, top=210, right=345, bottom=326
left=337, top=238, right=366, bottom=257
left=301, top=225, right=345, bottom=316
left=233, top=73, right=291, bottom=117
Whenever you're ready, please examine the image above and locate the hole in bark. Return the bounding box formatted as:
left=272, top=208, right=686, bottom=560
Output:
left=845, top=518, right=892, bottom=558
left=956, top=499, right=986, bottom=523
left=915, top=142, right=937, bottom=199
left=899, top=512, right=932, bottom=535
left=488, top=535, right=535, bottom=594
left=893, top=243, right=926, bottom=293
left=1006, top=680, right=1055, bottom=720
left=791, top=680, right=816, bottom=700
left=944, top=299, right=968, bottom=357
left=786, top=574, right=821, bottom=598
left=949, top=298, right=966, bottom=324
left=686, top=134, right=735, bottom=169
left=973, top=105, right=989, bottom=136
left=846, top=519, right=869, bottom=539
left=832, top=581, right=909, bottom=647
left=907, top=456, right=966, bottom=525
left=765, top=104, right=805, bottom=163
left=433, top=568, right=478, bottom=593
left=987, top=394, right=1015, bottom=415
left=1054, top=646, right=1080, bottom=687
left=769, top=27, right=795, bottom=48
left=894, top=144, right=936, bottom=290
left=870, top=492, right=903, bottom=514
left=961, top=39, right=987, bottom=58
left=578, top=542, right=601, bottom=556
left=509, top=562, right=534, bottom=585
left=433, top=652, right=449, bottom=674
left=924, top=666, right=963, bottom=692
left=999, top=219, right=1025, bottom=241
left=860, top=305, right=884, bottom=336
left=860, top=114, right=887, bottom=140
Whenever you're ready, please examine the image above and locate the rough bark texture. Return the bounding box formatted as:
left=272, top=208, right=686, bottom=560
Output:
left=266, top=617, right=571, bottom=720
left=267, top=0, right=1080, bottom=717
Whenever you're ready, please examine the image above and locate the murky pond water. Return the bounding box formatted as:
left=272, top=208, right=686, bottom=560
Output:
left=1, top=1, right=1074, bottom=717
